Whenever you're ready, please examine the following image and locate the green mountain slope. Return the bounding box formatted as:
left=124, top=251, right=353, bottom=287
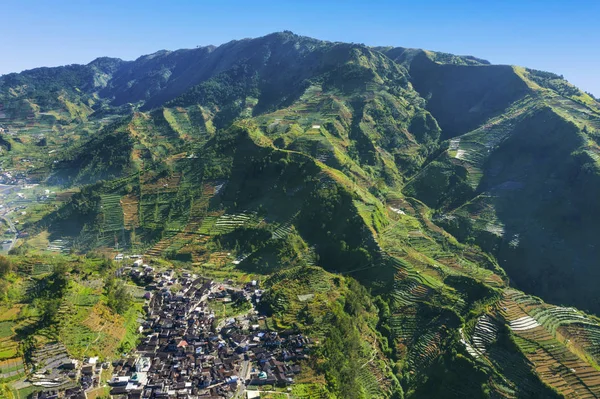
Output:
left=2, top=31, right=600, bottom=398
left=403, top=63, right=600, bottom=314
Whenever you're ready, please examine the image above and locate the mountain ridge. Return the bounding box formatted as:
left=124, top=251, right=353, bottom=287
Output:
left=1, top=31, right=600, bottom=399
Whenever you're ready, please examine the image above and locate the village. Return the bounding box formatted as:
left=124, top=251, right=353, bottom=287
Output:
left=27, top=257, right=311, bottom=399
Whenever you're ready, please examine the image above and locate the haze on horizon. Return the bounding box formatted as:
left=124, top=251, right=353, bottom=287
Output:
left=2, top=0, right=599, bottom=96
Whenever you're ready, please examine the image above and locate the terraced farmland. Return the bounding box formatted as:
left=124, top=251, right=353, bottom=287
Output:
left=0, top=322, right=18, bottom=361
left=138, top=173, right=182, bottom=230
left=163, top=107, right=195, bottom=138
left=386, top=254, right=456, bottom=376
left=383, top=221, right=600, bottom=399
left=0, top=357, right=25, bottom=381
left=449, top=97, right=538, bottom=189
left=290, top=383, right=331, bottom=399
left=145, top=231, right=178, bottom=258
left=182, top=183, right=216, bottom=233
left=120, top=193, right=140, bottom=229
left=471, top=315, right=499, bottom=355
left=270, top=215, right=296, bottom=240
left=0, top=306, right=25, bottom=382
left=143, top=182, right=216, bottom=257
left=206, top=212, right=262, bottom=236
left=494, top=290, right=600, bottom=397
left=559, top=323, right=600, bottom=366
left=98, top=194, right=124, bottom=247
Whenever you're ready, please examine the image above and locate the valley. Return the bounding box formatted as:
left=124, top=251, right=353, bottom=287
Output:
left=0, top=31, right=599, bottom=398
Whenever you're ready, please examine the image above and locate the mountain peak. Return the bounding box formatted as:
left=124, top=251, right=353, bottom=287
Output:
left=2, top=31, right=600, bottom=399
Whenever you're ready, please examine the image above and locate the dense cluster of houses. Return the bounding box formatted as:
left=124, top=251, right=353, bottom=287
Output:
left=106, top=269, right=311, bottom=398
left=24, top=262, right=312, bottom=399
left=30, top=387, right=86, bottom=399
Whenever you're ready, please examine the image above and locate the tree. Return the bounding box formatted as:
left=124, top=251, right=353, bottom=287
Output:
left=0, top=256, right=12, bottom=277
left=39, top=298, right=61, bottom=326
left=319, top=305, right=366, bottom=399
left=106, top=278, right=132, bottom=315
left=49, top=263, right=69, bottom=297
left=100, top=258, right=114, bottom=273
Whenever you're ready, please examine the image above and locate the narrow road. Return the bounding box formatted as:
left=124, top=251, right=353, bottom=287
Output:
left=235, top=360, right=250, bottom=398
left=2, top=215, right=17, bottom=252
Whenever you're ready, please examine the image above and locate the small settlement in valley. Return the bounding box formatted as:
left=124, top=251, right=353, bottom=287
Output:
left=28, top=256, right=311, bottom=399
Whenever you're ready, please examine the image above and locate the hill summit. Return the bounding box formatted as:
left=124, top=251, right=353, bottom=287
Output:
left=1, top=32, right=600, bottom=399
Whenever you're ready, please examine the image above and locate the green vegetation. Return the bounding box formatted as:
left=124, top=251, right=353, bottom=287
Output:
left=261, top=268, right=401, bottom=398
left=104, top=276, right=132, bottom=315
left=0, top=253, right=142, bottom=371
left=2, top=31, right=600, bottom=398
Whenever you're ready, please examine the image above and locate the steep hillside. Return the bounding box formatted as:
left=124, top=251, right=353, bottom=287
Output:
left=402, top=59, right=600, bottom=313
left=406, top=52, right=532, bottom=139
left=2, top=31, right=600, bottom=399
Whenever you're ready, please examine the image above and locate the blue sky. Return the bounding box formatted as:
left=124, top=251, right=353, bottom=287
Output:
left=2, top=0, right=599, bottom=96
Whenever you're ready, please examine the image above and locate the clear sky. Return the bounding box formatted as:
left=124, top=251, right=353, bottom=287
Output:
left=2, top=0, right=599, bottom=96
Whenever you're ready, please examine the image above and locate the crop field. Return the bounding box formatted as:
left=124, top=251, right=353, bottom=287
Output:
left=197, top=215, right=219, bottom=235
left=270, top=221, right=294, bottom=240
left=256, top=84, right=346, bottom=139
left=144, top=231, right=178, bottom=258
left=407, top=330, right=443, bottom=370
left=387, top=256, right=453, bottom=370
left=0, top=357, right=25, bottom=381
left=558, top=323, right=600, bottom=365
left=209, top=212, right=262, bottom=235
left=160, top=232, right=201, bottom=256
left=121, top=193, right=140, bottom=229
left=495, top=289, right=600, bottom=397
left=143, top=183, right=213, bottom=257
left=380, top=215, right=586, bottom=398
left=262, top=266, right=341, bottom=334
left=0, top=306, right=22, bottom=323
left=141, top=172, right=182, bottom=195
left=380, top=209, right=502, bottom=287
left=391, top=273, right=433, bottom=309
left=97, top=194, right=125, bottom=247
left=470, top=315, right=499, bottom=356
left=128, top=112, right=182, bottom=159
left=33, top=276, right=138, bottom=360
left=189, top=254, right=254, bottom=284
left=0, top=338, right=18, bottom=362
left=0, top=304, right=25, bottom=382
left=59, top=300, right=133, bottom=359
left=0, top=327, right=18, bottom=363
left=449, top=97, right=538, bottom=189
left=136, top=172, right=196, bottom=233
left=547, top=94, right=600, bottom=129
left=67, top=283, right=100, bottom=307
left=484, top=340, right=554, bottom=398
left=0, top=304, right=24, bottom=363
left=81, top=304, right=126, bottom=350
left=181, top=182, right=216, bottom=233
left=163, top=108, right=195, bottom=140
left=0, top=323, right=14, bottom=339
left=355, top=362, right=388, bottom=399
